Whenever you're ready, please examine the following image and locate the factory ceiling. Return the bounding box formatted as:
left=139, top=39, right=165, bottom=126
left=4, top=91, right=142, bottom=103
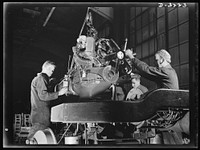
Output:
left=8, top=6, right=87, bottom=67
left=6, top=5, right=109, bottom=73
left=4, top=4, right=110, bottom=112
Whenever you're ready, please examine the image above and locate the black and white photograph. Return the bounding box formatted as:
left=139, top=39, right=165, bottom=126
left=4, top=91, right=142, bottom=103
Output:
left=3, top=2, right=198, bottom=148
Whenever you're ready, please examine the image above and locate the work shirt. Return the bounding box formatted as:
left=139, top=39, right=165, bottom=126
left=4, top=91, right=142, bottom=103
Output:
left=126, top=85, right=148, bottom=100
left=138, top=84, right=148, bottom=93
left=30, top=73, right=59, bottom=127
left=130, top=58, right=179, bottom=89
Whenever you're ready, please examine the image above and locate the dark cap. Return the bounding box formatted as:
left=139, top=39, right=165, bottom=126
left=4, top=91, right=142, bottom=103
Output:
left=130, top=73, right=141, bottom=80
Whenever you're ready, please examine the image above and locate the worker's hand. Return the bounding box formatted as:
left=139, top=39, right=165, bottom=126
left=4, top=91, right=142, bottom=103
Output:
left=135, top=93, right=141, bottom=99
left=126, top=94, right=140, bottom=101
left=125, top=49, right=135, bottom=59
left=58, top=87, right=68, bottom=96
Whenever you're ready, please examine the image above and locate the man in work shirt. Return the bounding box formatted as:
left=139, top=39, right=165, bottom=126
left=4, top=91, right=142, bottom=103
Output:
left=126, top=73, right=148, bottom=101
left=125, top=49, right=190, bottom=144
left=27, top=60, right=68, bottom=143
left=125, top=49, right=179, bottom=89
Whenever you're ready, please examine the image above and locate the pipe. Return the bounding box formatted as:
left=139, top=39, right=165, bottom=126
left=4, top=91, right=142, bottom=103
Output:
left=43, top=7, right=56, bottom=27
left=79, top=7, right=90, bottom=37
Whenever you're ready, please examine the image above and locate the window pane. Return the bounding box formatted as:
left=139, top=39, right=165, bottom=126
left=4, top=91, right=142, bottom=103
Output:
left=130, top=7, right=136, bottom=19
left=157, top=34, right=166, bottom=49
left=180, top=42, right=189, bottom=64
left=150, top=21, right=156, bottom=36
left=167, top=7, right=175, bottom=12
left=142, top=42, right=149, bottom=58
left=142, top=11, right=148, bottom=27
left=180, top=64, right=189, bottom=85
left=149, top=39, right=154, bottom=55
left=154, top=38, right=157, bottom=51
left=149, top=8, right=156, bottom=22
left=142, top=7, right=148, bottom=11
left=136, top=16, right=141, bottom=29
left=136, top=45, right=141, bottom=59
left=169, top=46, right=179, bottom=66
left=157, top=7, right=165, bottom=18
left=157, top=16, right=165, bottom=34
left=142, top=25, right=149, bottom=41
left=130, top=33, right=135, bottom=47
left=179, top=22, right=189, bottom=43
left=168, top=8, right=178, bottom=29
left=178, top=7, right=189, bottom=24
left=136, top=29, right=142, bottom=44
left=130, top=19, right=135, bottom=33
left=168, top=27, right=178, bottom=48
left=136, top=7, right=141, bottom=16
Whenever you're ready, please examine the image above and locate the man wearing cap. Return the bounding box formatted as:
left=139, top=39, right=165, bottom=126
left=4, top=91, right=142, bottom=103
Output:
left=126, top=73, right=148, bottom=101
left=125, top=49, right=179, bottom=89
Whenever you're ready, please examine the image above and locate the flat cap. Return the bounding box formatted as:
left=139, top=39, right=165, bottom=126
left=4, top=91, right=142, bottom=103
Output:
left=156, top=49, right=171, bottom=63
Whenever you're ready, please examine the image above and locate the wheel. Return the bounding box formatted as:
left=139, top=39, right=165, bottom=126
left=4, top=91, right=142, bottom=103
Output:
left=32, top=128, right=57, bottom=144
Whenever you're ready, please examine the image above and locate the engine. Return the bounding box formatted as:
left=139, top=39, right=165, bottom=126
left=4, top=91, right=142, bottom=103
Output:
left=26, top=8, right=190, bottom=146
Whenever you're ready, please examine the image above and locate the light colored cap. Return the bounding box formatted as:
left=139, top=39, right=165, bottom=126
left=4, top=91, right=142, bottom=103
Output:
left=156, top=49, right=171, bottom=63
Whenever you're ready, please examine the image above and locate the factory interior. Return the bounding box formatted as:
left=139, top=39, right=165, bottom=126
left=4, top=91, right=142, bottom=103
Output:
left=3, top=2, right=198, bottom=148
